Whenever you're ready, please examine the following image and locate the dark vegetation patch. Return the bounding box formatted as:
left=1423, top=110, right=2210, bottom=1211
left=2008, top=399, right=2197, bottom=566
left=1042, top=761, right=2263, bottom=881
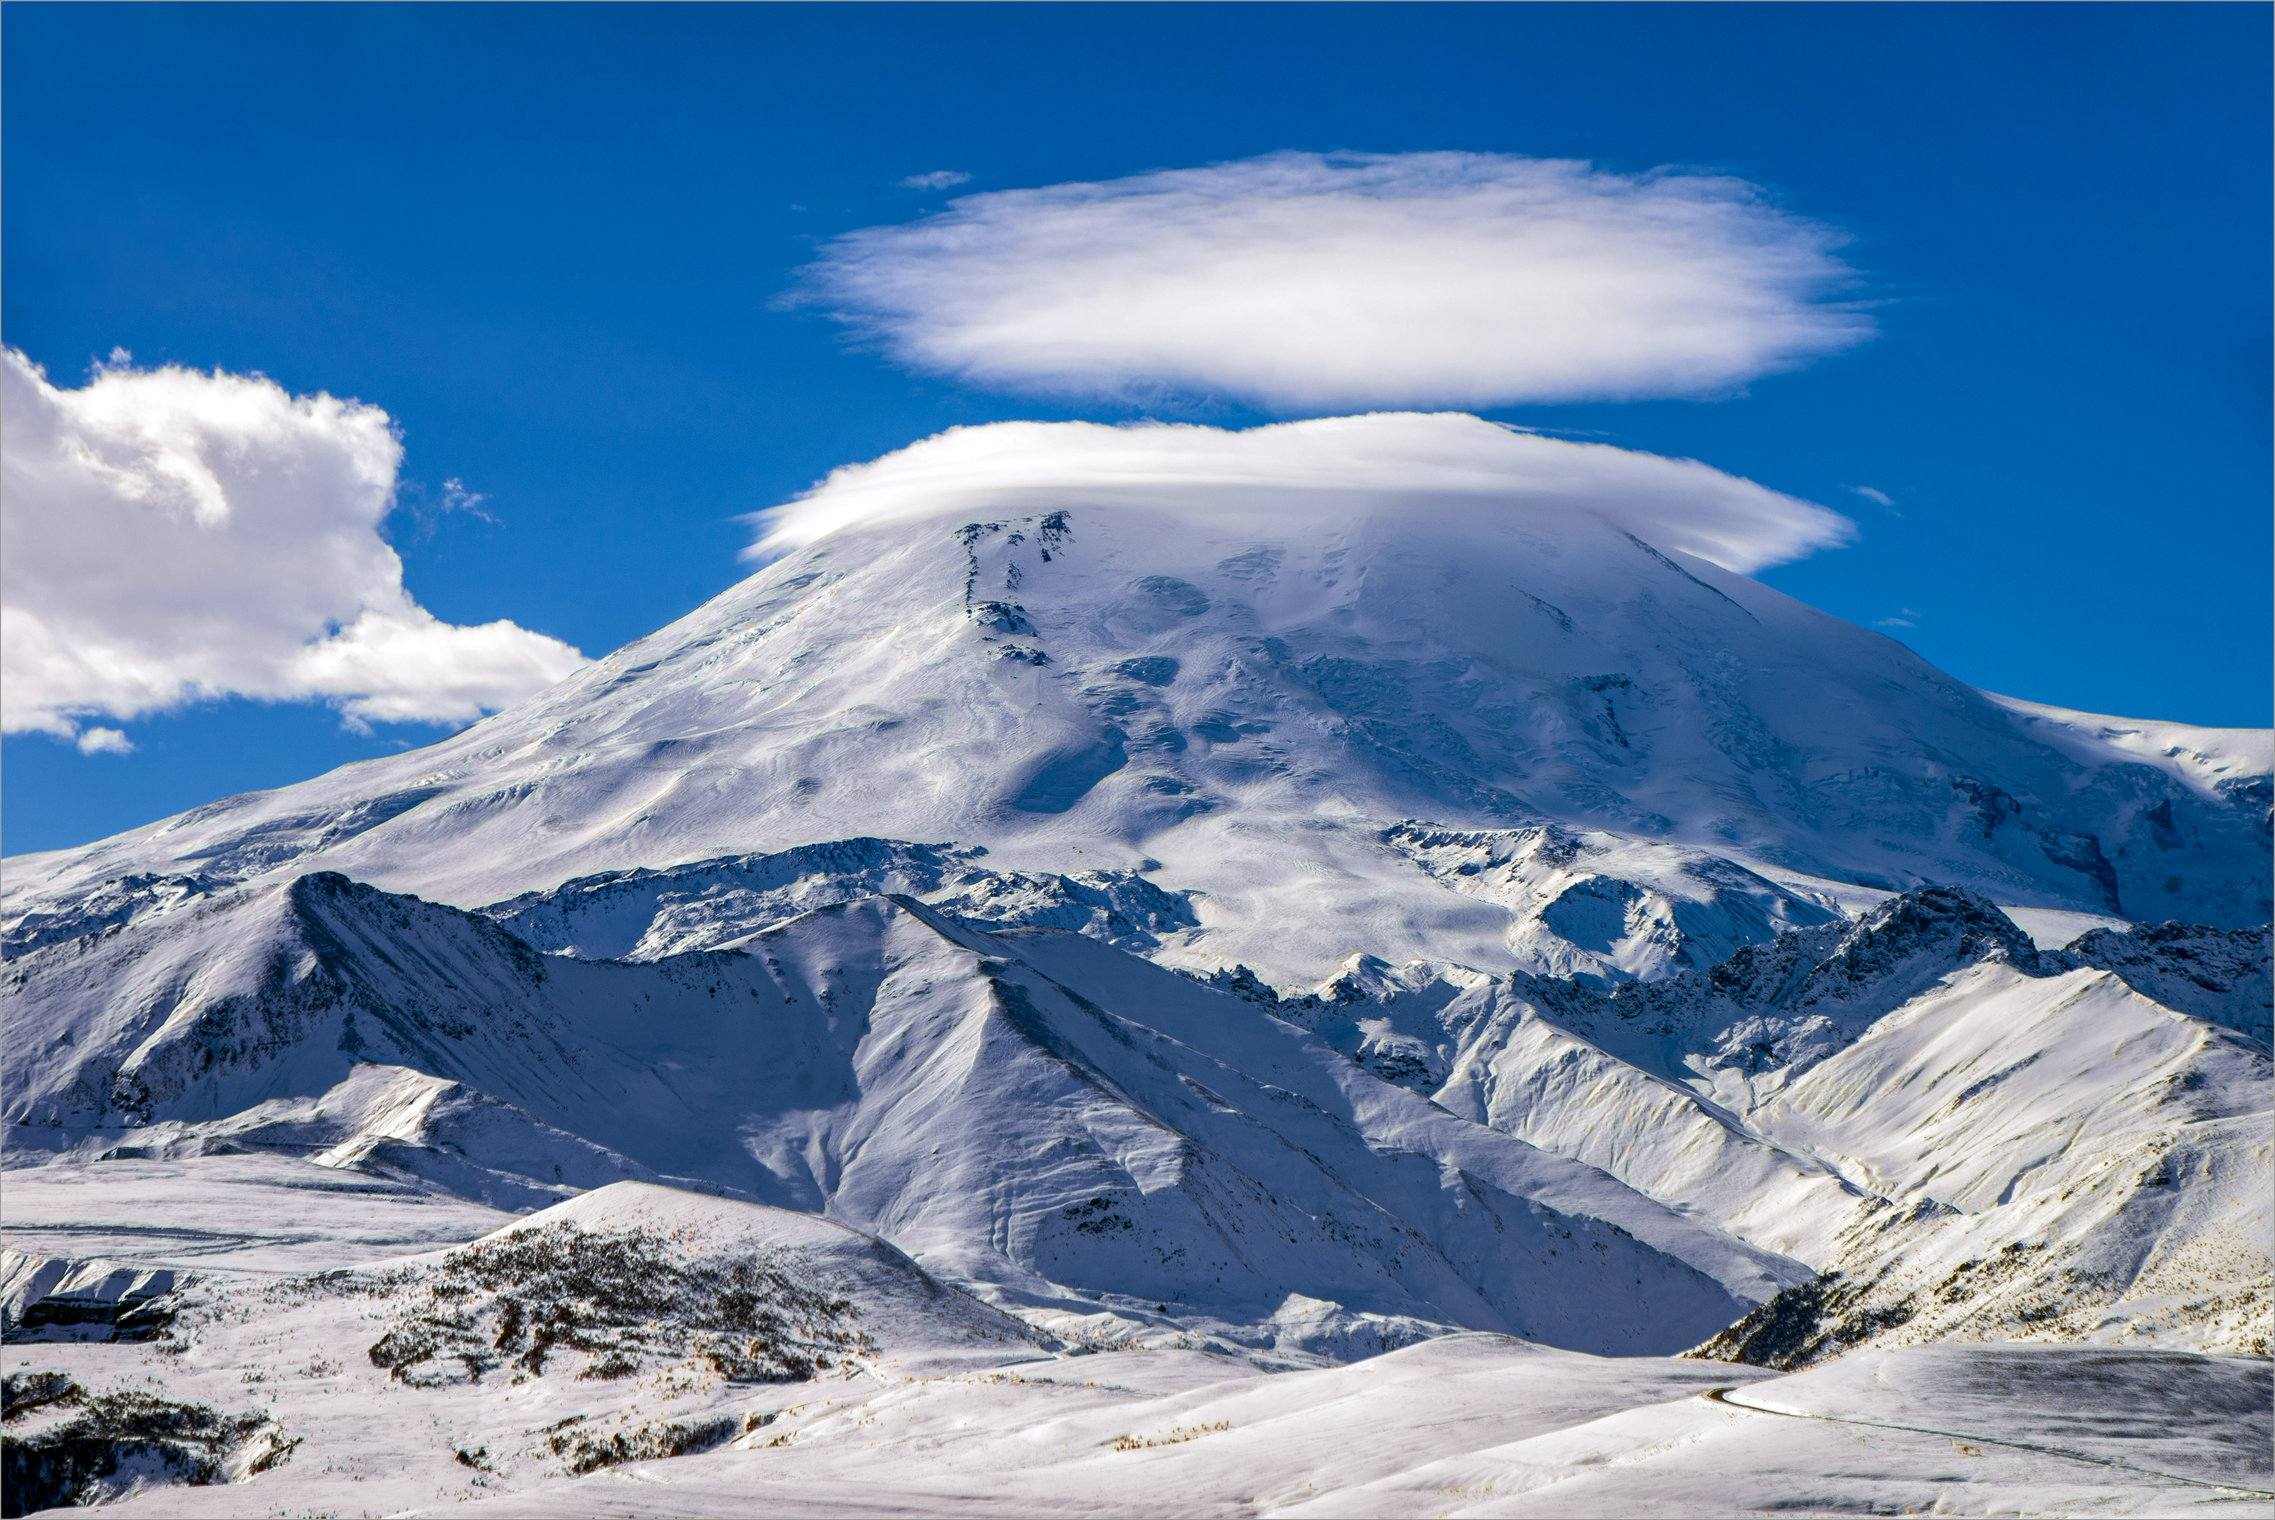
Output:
left=357, top=1224, right=873, bottom=1388
left=1686, top=1271, right=1918, bottom=1370
left=548, top=1413, right=744, bottom=1475
left=1, top=1371, right=79, bottom=1423
left=0, top=1375, right=293, bottom=1517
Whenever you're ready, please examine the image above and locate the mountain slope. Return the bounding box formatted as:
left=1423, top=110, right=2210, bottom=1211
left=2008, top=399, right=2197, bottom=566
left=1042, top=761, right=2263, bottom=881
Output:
left=1320, top=890, right=2275, bottom=1361
left=3, top=871, right=1791, bottom=1357
left=2, top=416, right=2266, bottom=1391
left=5, top=425, right=2266, bottom=985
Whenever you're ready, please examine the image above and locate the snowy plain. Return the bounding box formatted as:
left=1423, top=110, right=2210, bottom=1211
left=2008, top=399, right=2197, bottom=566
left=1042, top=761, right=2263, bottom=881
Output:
left=6, top=1182, right=2270, bottom=1520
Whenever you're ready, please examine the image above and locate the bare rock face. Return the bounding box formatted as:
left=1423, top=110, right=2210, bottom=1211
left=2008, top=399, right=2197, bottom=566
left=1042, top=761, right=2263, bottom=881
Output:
left=478, top=836, right=1200, bottom=960
left=2050, top=920, right=2272, bottom=1039
left=1, top=1254, right=186, bottom=1344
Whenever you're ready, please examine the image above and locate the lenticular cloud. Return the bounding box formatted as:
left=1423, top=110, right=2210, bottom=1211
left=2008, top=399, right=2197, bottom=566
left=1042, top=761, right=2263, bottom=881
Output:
left=753, top=411, right=1853, bottom=575
left=796, top=151, right=1874, bottom=411
left=0, top=349, right=586, bottom=742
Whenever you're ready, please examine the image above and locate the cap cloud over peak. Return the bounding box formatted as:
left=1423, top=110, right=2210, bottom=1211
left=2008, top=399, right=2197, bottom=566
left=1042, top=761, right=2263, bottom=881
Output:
left=751, top=411, right=1853, bottom=575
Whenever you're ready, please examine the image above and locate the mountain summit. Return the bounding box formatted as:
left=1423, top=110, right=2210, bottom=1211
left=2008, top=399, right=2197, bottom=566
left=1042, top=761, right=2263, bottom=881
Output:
left=6, top=415, right=2264, bottom=982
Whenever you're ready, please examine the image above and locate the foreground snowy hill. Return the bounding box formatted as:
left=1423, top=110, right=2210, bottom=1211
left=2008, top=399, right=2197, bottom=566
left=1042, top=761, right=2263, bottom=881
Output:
left=5, top=416, right=2267, bottom=985
left=4, top=1183, right=2268, bottom=1517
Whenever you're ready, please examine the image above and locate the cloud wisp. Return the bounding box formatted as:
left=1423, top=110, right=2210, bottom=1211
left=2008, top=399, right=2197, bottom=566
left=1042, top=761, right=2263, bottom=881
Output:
left=795, top=151, right=1874, bottom=412
left=751, top=411, right=1853, bottom=575
left=1, top=349, right=586, bottom=745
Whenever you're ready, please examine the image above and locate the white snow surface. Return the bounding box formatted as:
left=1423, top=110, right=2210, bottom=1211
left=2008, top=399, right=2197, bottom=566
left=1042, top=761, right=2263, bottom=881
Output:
left=4, top=1177, right=2266, bottom=1518
left=2, top=443, right=2269, bottom=1515
left=1985, top=691, right=2274, bottom=797
left=4, top=455, right=2266, bottom=984
left=3, top=873, right=1802, bottom=1356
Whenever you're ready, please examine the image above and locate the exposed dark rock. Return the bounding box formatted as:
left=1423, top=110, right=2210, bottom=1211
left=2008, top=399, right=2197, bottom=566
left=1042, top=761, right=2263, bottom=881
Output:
left=359, top=1223, right=871, bottom=1388
left=1687, top=1271, right=1917, bottom=1370
left=2052, top=920, right=2272, bottom=1041
left=0, top=1378, right=292, bottom=1517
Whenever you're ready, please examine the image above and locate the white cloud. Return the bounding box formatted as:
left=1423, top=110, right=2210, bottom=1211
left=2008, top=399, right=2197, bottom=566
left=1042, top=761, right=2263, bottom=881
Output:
left=74, top=727, right=134, bottom=756
left=751, top=411, right=1853, bottom=575
left=1878, top=608, right=1920, bottom=628
left=1, top=349, right=587, bottom=742
left=898, top=170, right=972, bottom=191
left=1850, top=485, right=1895, bottom=507
left=796, top=150, right=1873, bottom=412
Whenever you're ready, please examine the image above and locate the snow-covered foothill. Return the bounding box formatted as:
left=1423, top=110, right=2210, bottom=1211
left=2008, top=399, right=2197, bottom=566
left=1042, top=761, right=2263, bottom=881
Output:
left=20, top=1064, right=673, bottom=1212
left=7, top=862, right=2265, bottom=1366
left=1392, top=889, right=2273, bottom=1360
left=0, top=1182, right=1051, bottom=1517
left=3, top=871, right=1790, bottom=1357
left=459, top=1182, right=1058, bottom=1374
left=7, top=1211, right=2265, bottom=1520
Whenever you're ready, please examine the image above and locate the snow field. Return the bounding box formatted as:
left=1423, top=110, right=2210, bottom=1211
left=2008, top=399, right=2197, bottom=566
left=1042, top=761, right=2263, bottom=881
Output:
left=13, top=1182, right=2265, bottom=1519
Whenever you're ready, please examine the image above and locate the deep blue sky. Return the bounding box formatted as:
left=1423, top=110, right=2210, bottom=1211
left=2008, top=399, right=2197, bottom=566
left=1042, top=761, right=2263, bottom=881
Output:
left=5, top=2, right=2268, bottom=855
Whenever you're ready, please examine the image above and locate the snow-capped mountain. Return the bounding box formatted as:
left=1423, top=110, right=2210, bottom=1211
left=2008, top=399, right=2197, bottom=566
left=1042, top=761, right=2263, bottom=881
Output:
left=5, top=416, right=2266, bottom=987
left=3, top=415, right=2268, bottom=1515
